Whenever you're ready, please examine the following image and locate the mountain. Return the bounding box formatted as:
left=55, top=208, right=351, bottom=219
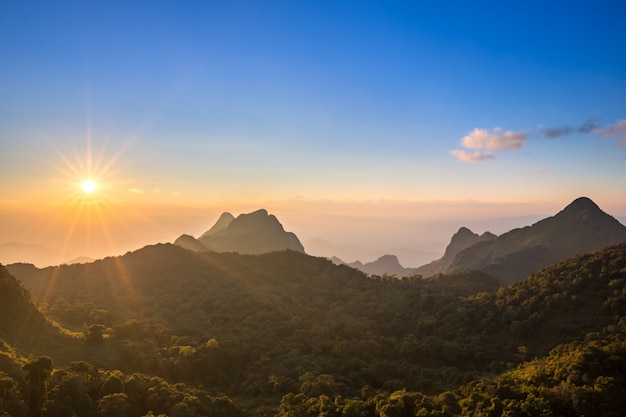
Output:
left=65, top=256, right=95, bottom=264
left=174, top=209, right=304, bottom=255
left=349, top=255, right=411, bottom=277
left=330, top=254, right=413, bottom=277
left=447, top=197, right=626, bottom=282
left=412, top=227, right=497, bottom=277
left=173, top=233, right=208, bottom=252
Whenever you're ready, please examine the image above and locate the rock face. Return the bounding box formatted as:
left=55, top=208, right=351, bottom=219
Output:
left=174, top=209, right=304, bottom=255
left=440, top=197, right=626, bottom=283
left=412, top=227, right=497, bottom=278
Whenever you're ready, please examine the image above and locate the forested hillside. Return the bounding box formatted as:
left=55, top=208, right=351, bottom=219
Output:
left=3, top=242, right=626, bottom=416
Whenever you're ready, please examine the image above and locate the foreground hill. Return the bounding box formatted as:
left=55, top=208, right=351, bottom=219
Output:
left=5, top=241, right=626, bottom=416
left=174, top=209, right=304, bottom=254
left=416, top=197, right=626, bottom=283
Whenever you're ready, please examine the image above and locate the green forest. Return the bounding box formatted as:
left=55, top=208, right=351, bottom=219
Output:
left=2, top=242, right=626, bottom=416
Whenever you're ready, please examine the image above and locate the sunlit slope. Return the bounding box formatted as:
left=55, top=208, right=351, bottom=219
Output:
left=0, top=265, right=81, bottom=364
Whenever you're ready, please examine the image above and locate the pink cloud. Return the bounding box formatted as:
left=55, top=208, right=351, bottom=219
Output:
left=598, top=119, right=626, bottom=139
left=461, top=128, right=527, bottom=150
left=452, top=127, right=527, bottom=163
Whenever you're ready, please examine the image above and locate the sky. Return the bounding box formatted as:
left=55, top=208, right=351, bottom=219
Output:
left=1, top=1, right=625, bottom=266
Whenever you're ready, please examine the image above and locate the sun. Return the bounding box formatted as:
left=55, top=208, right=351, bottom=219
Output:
left=82, top=180, right=97, bottom=193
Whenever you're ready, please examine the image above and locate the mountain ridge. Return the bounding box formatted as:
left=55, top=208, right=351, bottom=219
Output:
left=440, top=196, right=626, bottom=282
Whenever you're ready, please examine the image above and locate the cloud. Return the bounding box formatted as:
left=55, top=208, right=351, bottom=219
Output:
left=451, top=127, right=527, bottom=162
left=461, top=128, right=527, bottom=151
left=597, top=119, right=626, bottom=139
left=544, top=126, right=572, bottom=138
left=452, top=117, right=625, bottom=164
left=543, top=118, right=599, bottom=138
left=450, top=149, right=496, bottom=162
left=577, top=118, right=600, bottom=133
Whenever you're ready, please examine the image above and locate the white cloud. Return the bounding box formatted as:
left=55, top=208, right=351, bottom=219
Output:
left=461, top=128, right=527, bottom=151
left=450, top=149, right=496, bottom=163
left=452, top=127, right=527, bottom=163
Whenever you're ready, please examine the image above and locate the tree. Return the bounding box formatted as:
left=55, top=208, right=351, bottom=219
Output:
left=23, top=357, right=53, bottom=417
left=85, top=324, right=107, bottom=343
left=97, top=393, right=129, bottom=417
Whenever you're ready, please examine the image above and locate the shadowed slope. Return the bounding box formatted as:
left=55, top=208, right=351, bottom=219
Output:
left=448, top=197, right=626, bottom=282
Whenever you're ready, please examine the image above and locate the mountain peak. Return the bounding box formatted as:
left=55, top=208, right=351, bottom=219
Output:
left=560, top=197, right=601, bottom=216
left=447, top=197, right=626, bottom=283
left=199, top=212, right=235, bottom=239
left=193, top=209, right=304, bottom=255
left=351, top=254, right=408, bottom=277
left=455, top=227, right=475, bottom=237
left=445, top=227, right=481, bottom=258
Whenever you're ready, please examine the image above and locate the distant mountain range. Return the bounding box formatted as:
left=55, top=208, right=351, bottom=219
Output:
left=411, top=197, right=626, bottom=283
left=331, top=254, right=410, bottom=277
left=0, top=242, right=59, bottom=267
left=174, top=209, right=304, bottom=255
left=343, top=197, right=626, bottom=282
left=3, top=198, right=625, bottom=284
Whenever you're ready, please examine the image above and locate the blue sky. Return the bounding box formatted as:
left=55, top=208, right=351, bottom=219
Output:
left=1, top=1, right=626, bottom=263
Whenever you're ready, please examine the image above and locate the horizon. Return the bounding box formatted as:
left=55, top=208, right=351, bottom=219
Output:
left=1, top=2, right=625, bottom=267
left=2, top=196, right=626, bottom=268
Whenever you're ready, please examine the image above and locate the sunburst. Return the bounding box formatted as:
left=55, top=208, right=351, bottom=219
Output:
left=39, top=135, right=151, bottom=319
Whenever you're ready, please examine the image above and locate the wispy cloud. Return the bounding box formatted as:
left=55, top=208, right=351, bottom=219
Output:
left=577, top=118, right=600, bottom=134
left=449, top=149, right=496, bottom=163
left=544, top=126, right=572, bottom=138
left=597, top=120, right=626, bottom=145
left=451, top=128, right=527, bottom=162
left=543, top=118, right=599, bottom=138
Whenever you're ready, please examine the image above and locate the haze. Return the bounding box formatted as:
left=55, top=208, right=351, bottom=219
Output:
left=1, top=2, right=625, bottom=267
